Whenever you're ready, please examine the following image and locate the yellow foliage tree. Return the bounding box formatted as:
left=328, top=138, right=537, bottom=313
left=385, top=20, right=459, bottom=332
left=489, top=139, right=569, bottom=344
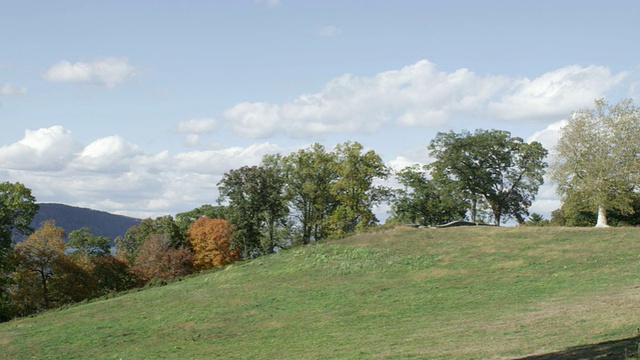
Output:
left=12, top=220, right=66, bottom=309
left=188, top=217, right=238, bottom=270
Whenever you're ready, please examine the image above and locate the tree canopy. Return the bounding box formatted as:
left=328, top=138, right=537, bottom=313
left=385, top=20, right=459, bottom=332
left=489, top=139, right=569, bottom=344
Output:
left=328, top=141, right=391, bottom=235
left=429, top=129, right=547, bottom=225
left=281, top=143, right=338, bottom=244
left=68, top=227, right=111, bottom=257
left=0, top=182, right=39, bottom=264
left=115, top=215, right=185, bottom=265
left=187, top=217, right=237, bottom=270
left=218, top=164, right=288, bottom=258
left=391, top=164, right=467, bottom=226
left=551, top=98, right=640, bottom=227
left=175, top=204, right=227, bottom=233
left=12, top=220, right=66, bottom=309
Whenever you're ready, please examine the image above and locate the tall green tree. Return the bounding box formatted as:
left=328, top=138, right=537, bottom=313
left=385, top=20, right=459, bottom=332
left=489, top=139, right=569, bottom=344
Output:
left=0, top=182, right=38, bottom=320
left=259, top=154, right=290, bottom=253
left=218, top=164, right=288, bottom=257
left=391, top=164, right=467, bottom=226
left=281, top=144, right=338, bottom=244
left=429, top=129, right=547, bottom=225
left=551, top=98, right=640, bottom=227
left=0, top=182, right=39, bottom=265
left=328, top=141, right=392, bottom=235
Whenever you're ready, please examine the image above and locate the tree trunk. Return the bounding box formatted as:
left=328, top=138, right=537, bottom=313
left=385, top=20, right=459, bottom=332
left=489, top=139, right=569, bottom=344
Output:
left=39, top=268, right=49, bottom=309
left=595, top=205, right=609, bottom=227
left=471, top=198, right=477, bottom=223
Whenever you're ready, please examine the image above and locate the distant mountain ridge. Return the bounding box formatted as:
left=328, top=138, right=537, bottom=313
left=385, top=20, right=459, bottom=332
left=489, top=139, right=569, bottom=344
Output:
left=20, top=203, right=141, bottom=243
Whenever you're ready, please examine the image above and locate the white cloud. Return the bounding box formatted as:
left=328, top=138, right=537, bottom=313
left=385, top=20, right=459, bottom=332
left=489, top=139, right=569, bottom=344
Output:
left=223, top=102, right=282, bottom=138
left=43, top=57, right=137, bottom=88
left=0, top=126, right=81, bottom=171
left=223, top=60, right=509, bottom=138
left=223, top=61, right=627, bottom=140
left=0, top=126, right=289, bottom=218
left=71, top=135, right=143, bottom=173
left=526, top=119, right=568, bottom=153
left=488, top=65, right=626, bottom=121
left=174, top=142, right=282, bottom=175
left=317, top=25, right=342, bottom=37
left=0, top=83, right=27, bottom=96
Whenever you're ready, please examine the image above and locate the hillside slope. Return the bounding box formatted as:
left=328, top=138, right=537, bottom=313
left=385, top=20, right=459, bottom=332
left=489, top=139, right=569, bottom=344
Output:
left=23, top=203, right=141, bottom=241
left=2, top=226, right=640, bottom=359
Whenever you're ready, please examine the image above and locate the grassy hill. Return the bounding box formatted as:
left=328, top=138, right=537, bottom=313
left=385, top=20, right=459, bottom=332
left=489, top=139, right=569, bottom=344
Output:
left=2, top=226, right=640, bottom=359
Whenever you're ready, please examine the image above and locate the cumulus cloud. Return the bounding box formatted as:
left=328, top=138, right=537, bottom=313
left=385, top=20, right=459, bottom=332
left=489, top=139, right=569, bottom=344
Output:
left=488, top=65, right=626, bottom=121
left=0, top=83, right=27, bottom=96
left=0, top=126, right=81, bottom=171
left=71, top=135, right=143, bottom=173
left=223, top=61, right=626, bottom=140
left=0, top=126, right=288, bottom=218
left=223, top=60, right=509, bottom=138
left=317, top=25, right=342, bottom=37
left=43, top=57, right=137, bottom=88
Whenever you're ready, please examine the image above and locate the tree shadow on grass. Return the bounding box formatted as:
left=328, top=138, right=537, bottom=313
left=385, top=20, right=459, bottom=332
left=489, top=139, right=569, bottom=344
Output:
left=515, top=336, right=640, bottom=359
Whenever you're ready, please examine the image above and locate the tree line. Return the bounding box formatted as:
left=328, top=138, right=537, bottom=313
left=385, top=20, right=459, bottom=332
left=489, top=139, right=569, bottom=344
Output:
left=0, top=202, right=238, bottom=320
left=1, top=97, right=639, bottom=320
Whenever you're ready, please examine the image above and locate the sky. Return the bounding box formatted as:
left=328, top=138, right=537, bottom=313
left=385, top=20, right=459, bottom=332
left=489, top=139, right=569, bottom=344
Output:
left=1, top=0, right=639, bottom=222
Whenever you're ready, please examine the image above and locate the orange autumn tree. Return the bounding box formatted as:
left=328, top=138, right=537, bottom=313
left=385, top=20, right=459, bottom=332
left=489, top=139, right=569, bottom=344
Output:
left=187, top=217, right=238, bottom=270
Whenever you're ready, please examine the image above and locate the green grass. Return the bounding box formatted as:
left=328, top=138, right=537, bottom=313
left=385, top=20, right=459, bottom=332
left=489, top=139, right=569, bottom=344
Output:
left=2, top=226, right=640, bottom=359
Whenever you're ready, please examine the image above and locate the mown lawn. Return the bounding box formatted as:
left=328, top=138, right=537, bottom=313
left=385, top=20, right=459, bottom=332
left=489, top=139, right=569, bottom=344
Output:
left=2, top=226, right=640, bottom=359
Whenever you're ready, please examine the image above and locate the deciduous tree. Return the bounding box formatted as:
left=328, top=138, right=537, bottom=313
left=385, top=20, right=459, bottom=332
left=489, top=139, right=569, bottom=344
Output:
left=281, top=144, right=338, bottom=244
left=551, top=98, right=640, bottom=227
left=429, top=129, right=547, bottom=225
left=12, top=220, right=66, bottom=309
left=116, top=216, right=185, bottom=265
left=0, top=182, right=38, bottom=320
left=328, top=141, right=391, bottom=235
left=131, top=234, right=194, bottom=283
left=218, top=165, right=288, bottom=257
left=391, top=164, right=467, bottom=226
left=0, top=182, right=39, bottom=266
left=90, top=255, right=137, bottom=293
left=187, top=217, right=238, bottom=270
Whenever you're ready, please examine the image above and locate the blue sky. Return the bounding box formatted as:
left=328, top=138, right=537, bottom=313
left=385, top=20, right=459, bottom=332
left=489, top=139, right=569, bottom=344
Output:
left=1, top=0, right=639, bottom=220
